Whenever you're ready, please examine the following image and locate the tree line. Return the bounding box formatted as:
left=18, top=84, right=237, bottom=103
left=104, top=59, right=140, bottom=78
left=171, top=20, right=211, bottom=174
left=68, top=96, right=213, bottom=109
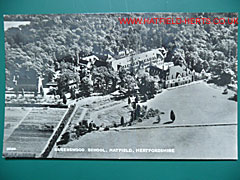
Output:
left=4, top=13, right=238, bottom=89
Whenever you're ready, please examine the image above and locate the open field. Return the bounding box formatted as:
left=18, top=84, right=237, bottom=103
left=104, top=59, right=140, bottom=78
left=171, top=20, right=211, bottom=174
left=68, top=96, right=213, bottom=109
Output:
left=137, top=81, right=237, bottom=126
left=54, top=82, right=237, bottom=159
left=53, top=125, right=237, bottom=159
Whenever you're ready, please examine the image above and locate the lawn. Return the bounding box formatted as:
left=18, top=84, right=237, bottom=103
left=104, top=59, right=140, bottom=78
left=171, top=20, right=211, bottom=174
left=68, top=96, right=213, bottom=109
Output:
left=54, top=81, right=237, bottom=159
left=138, top=81, right=237, bottom=126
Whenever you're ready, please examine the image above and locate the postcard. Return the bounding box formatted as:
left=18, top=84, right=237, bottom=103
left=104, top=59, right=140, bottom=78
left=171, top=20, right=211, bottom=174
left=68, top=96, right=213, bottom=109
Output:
left=2, top=13, right=238, bottom=159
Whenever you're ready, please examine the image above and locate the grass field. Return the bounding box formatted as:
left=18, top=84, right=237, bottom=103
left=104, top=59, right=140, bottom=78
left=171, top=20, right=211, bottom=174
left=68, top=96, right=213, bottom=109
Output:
left=138, top=81, right=237, bottom=126
left=3, top=107, right=67, bottom=157
left=54, top=82, right=237, bottom=159
left=4, top=107, right=32, bottom=140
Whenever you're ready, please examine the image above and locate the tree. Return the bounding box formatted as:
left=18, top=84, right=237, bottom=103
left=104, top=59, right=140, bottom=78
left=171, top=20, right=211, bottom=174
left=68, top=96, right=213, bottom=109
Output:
left=43, top=68, right=55, bottom=83
left=40, top=86, right=44, bottom=97
left=92, top=66, right=119, bottom=94
left=70, top=87, right=76, bottom=99
left=15, top=87, right=19, bottom=98
left=135, top=95, right=139, bottom=103
left=21, top=88, right=25, bottom=97
left=170, top=110, right=176, bottom=122
left=129, top=55, right=135, bottom=75
left=128, top=97, right=131, bottom=105
left=120, top=116, right=124, bottom=126
left=136, top=104, right=141, bottom=120
left=81, top=76, right=93, bottom=97
left=63, top=94, right=67, bottom=104
left=4, top=13, right=238, bottom=91
left=57, top=73, right=70, bottom=96
left=171, top=48, right=187, bottom=67
left=137, top=71, right=157, bottom=95
left=123, top=74, right=136, bottom=95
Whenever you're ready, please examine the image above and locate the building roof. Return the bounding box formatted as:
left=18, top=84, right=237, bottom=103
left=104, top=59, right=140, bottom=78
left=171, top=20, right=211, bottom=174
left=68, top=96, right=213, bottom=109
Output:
left=111, top=48, right=167, bottom=70
left=46, top=82, right=58, bottom=86
left=82, top=55, right=99, bottom=62
left=200, top=69, right=206, bottom=74
left=58, top=55, right=75, bottom=63
left=167, top=65, right=184, bottom=79
left=167, top=65, right=192, bottom=79
left=94, top=60, right=108, bottom=67
left=95, top=54, right=113, bottom=61
left=68, top=80, right=78, bottom=86
left=79, top=59, right=89, bottom=65
left=156, top=62, right=174, bottom=70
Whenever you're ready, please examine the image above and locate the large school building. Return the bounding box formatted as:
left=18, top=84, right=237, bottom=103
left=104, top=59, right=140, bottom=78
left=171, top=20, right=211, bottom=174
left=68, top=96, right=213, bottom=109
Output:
left=109, top=47, right=196, bottom=89
left=110, top=47, right=168, bottom=71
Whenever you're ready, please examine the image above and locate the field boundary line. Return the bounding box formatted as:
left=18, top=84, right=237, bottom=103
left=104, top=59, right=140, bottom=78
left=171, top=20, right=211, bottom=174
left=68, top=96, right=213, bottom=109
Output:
left=112, top=123, right=237, bottom=131
left=49, top=104, right=80, bottom=158
left=39, top=105, right=76, bottom=158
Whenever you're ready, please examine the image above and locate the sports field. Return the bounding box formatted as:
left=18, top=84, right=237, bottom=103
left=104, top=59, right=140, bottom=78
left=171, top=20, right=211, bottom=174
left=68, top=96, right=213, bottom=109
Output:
left=3, top=107, right=67, bottom=157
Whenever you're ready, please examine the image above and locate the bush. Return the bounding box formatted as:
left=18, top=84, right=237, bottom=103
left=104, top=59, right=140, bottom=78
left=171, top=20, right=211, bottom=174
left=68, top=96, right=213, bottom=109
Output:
left=104, top=126, right=110, bottom=131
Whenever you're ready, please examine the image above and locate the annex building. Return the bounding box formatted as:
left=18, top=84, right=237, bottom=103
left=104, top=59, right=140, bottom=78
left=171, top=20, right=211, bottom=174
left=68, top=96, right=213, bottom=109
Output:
left=164, top=65, right=195, bottom=88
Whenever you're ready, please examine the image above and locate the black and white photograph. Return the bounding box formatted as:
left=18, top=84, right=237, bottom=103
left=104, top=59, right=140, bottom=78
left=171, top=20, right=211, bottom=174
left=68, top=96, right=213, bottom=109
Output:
left=2, top=12, right=238, bottom=159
